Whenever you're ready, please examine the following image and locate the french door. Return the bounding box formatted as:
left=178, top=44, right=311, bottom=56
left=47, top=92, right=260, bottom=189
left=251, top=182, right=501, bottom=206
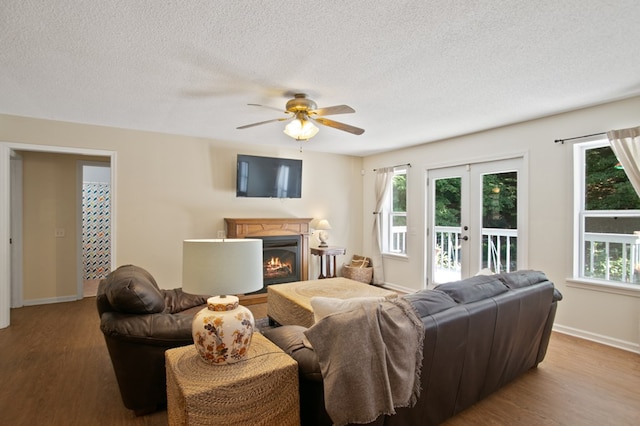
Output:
left=426, top=157, right=526, bottom=285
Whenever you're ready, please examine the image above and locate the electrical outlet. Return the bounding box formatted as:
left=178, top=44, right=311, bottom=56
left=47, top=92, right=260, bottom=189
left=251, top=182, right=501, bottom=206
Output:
left=217, top=230, right=225, bottom=239
left=55, top=228, right=65, bottom=238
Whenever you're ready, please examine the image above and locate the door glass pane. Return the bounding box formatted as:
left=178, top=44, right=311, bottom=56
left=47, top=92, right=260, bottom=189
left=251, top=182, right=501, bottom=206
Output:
left=434, top=177, right=462, bottom=283
left=481, top=172, right=517, bottom=273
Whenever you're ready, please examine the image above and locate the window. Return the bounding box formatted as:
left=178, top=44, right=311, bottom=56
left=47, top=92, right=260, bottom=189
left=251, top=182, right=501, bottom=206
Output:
left=382, top=167, right=407, bottom=255
left=575, top=140, right=640, bottom=285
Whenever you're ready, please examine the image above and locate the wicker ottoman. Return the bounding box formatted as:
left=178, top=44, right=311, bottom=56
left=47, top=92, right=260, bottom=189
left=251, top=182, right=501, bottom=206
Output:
left=267, top=277, right=397, bottom=328
left=165, top=333, right=299, bottom=426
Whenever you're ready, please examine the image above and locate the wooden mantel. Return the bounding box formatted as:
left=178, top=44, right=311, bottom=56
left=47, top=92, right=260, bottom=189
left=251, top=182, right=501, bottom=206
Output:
left=224, top=217, right=313, bottom=283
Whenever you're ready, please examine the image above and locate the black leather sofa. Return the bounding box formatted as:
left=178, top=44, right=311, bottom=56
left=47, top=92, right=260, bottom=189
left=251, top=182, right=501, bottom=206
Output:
left=96, top=265, right=207, bottom=415
left=264, top=270, right=562, bottom=425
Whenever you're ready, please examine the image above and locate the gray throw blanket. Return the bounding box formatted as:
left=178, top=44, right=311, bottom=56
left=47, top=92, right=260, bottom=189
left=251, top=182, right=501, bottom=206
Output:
left=304, top=297, right=424, bottom=426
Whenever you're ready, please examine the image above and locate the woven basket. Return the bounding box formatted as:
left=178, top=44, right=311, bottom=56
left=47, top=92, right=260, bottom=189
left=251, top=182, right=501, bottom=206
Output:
left=342, top=264, right=373, bottom=284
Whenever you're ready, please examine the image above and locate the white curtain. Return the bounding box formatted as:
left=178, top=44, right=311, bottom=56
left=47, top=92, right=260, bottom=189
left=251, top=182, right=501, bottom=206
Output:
left=607, top=126, right=640, bottom=197
left=371, top=167, right=394, bottom=285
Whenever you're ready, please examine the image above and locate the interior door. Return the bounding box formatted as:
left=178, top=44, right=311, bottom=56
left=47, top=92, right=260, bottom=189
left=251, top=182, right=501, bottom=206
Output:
left=427, top=158, right=525, bottom=285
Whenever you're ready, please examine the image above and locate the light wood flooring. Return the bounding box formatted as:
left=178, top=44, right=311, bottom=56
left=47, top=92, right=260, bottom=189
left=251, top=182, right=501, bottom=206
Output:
left=0, top=297, right=638, bottom=425
left=83, top=279, right=101, bottom=298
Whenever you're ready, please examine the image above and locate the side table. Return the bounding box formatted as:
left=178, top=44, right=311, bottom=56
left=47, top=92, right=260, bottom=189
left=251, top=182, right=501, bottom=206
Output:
left=310, top=246, right=346, bottom=279
left=165, top=333, right=300, bottom=426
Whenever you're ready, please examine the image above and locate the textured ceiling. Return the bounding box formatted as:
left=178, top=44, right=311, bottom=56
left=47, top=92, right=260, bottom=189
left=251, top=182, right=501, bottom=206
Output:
left=1, top=1, right=640, bottom=156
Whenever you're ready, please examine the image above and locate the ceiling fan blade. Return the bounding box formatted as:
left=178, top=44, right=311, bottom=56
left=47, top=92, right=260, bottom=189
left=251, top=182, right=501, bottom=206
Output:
left=236, top=117, right=291, bottom=130
left=248, top=103, right=288, bottom=113
left=311, top=117, right=365, bottom=135
left=309, top=105, right=355, bottom=116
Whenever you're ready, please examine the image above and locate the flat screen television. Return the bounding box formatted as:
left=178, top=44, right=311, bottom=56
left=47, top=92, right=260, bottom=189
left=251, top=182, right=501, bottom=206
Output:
left=236, top=154, right=302, bottom=198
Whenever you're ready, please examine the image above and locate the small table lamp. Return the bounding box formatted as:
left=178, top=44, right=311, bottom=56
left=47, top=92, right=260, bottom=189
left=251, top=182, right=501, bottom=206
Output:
left=182, top=239, right=263, bottom=365
left=316, top=219, right=332, bottom=247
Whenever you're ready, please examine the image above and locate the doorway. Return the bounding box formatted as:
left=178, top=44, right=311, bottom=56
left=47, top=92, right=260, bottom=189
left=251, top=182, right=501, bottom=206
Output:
left=426, top=157, right=527, bottom=285
left=0, top=143, right=116, bottom=328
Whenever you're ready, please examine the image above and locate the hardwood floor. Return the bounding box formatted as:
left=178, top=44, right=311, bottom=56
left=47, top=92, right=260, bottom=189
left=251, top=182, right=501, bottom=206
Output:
left=442, top=332, right=640, bottom=425
left=0, top=297, right=637, bottom=425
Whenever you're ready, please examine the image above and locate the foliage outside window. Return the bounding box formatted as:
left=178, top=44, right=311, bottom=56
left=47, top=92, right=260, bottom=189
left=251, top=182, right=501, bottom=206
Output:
left=383, top=168, right=407, bottom=255
left=576, top=141, right=640, bottom=285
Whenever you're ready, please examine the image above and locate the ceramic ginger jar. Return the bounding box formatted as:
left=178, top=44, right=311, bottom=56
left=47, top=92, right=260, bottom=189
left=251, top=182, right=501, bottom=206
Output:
left=192, top=295, right=255, bottom=364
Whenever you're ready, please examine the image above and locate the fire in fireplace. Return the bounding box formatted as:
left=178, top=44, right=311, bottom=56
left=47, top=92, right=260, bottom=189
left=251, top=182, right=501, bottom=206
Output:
left=264, top=255, right=293, bottom=280
left=248, top=235, right=302, bottom=294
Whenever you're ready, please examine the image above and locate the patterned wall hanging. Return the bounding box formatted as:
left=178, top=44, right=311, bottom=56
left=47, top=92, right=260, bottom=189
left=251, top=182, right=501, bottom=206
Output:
left=82, top=182, right=111, bottom=280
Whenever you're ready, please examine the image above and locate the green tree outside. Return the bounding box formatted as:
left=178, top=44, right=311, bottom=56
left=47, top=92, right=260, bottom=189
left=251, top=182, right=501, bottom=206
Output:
left=586, top=146, right=640, bottom=210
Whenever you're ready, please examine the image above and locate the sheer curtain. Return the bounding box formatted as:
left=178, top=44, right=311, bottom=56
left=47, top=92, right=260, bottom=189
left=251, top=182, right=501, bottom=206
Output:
left=607, top=126, right=640, bottom=197
left=372, top=167, right=394, bottom=285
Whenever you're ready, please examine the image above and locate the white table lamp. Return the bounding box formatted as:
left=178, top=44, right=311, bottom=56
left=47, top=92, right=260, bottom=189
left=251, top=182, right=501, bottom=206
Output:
left=316, top=219, right=332, bottom=247
left=182, top=239, right=263, bottom=364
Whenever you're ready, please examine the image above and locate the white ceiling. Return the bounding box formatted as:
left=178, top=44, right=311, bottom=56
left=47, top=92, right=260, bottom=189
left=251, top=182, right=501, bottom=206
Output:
left=2, top=1, right=640, bottom=156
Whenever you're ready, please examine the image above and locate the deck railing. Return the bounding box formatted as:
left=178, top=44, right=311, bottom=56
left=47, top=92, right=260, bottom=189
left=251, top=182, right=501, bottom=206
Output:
left=482, top=228, right=518, bottom=273
left=433, top=226, right=518, bottom=276
left=583, top=232, right=640, bottom=283
left=390, top=225, right=407, bottom=254
left=390, top=226, right=640, bottom=284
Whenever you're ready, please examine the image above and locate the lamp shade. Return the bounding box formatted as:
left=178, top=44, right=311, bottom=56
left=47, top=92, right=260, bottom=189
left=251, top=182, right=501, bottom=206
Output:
left=182, top=239, right=263, bottom=296
left=316, top=219, right=332, bottom=230
left=284, top=112, right=319, bottom=141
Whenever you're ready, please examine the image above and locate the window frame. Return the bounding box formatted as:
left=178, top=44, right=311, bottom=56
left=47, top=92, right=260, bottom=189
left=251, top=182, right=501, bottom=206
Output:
left=572, top=139, right=640, bottom=292
left=381, top=167, right=408, bottom=257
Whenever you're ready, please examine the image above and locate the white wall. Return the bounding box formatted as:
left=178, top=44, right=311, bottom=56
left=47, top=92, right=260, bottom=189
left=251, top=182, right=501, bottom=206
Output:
left=362, top=95, right=640, bottom=353
left=83, top=164, right=110, bottom=183
left=0, top=115, right=363, bottom=292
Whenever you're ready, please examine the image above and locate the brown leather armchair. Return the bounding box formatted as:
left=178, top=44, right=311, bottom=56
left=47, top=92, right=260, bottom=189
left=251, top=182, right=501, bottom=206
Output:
left=96, top=265, right=207, bottom=415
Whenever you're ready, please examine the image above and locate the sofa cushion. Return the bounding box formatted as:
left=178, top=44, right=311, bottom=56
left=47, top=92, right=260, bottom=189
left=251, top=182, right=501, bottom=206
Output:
left=496, top=270, right=548, bottom=289
left=496, top=270, right=563, bottom=301
left=262, top=325, right=323, bottom=381
left=105, top=265, right=165, bottom=314
left=402, top=289, right=457, bottom=318
left=310, top=296, right=386, bottom=323
left=435, top=275, right=508, bottom=304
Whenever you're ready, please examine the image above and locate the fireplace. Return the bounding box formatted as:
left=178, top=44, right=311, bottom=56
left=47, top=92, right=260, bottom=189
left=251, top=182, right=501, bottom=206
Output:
left=262, top=235, right=301, bottom=284
left=224, top=218, right=312, bottom=299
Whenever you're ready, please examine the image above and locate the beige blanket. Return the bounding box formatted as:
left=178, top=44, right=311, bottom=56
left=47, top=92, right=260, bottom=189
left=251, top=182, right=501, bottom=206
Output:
left=304, top=297, right=424, bottom=426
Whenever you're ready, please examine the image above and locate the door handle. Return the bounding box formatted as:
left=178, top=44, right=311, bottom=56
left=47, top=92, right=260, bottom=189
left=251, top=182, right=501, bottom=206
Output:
left=461, top=236, right=469, bottom=241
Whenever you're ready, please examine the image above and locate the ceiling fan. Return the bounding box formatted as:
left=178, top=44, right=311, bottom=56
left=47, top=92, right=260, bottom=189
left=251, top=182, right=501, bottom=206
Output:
left=237, top=93, right=365, bottom=141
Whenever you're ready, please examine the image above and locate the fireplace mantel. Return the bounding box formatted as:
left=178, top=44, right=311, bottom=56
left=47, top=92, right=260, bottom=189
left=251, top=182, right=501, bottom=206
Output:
left=225, top=218, right=313, bottom=282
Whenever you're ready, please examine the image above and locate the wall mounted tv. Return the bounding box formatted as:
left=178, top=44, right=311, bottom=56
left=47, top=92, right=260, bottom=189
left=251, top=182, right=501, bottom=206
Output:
left=236, top=154, right=303, bottom=198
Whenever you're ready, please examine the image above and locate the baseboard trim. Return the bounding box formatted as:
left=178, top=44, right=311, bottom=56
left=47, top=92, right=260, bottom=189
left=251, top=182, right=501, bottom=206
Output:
left=22, top=295, right=80, bottom=306
left=553, top=324, right=640, bottom=354
left=379, top=281, right=414, bottom=294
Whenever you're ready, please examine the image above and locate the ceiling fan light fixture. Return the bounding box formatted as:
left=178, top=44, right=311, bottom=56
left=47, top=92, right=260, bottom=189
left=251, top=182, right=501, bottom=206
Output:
left=284, top=113, right=319, bottom=141
left=239, top=93, right=364, bottom=138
